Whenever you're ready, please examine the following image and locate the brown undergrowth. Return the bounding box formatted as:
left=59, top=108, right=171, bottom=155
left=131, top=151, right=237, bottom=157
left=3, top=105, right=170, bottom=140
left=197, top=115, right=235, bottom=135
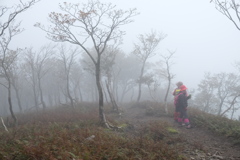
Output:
left=0, top=102, right=240, bottom=160
left=0, top=102, right=186, bottom=160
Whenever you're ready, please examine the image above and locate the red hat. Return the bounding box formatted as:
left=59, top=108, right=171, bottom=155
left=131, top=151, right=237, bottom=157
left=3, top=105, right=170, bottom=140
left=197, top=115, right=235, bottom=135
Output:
left=180, top=85, right=187, bottom=91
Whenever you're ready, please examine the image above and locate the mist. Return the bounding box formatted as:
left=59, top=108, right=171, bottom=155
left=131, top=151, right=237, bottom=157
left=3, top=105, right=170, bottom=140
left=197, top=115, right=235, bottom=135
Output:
left=1, top=0, right=240, bottom=121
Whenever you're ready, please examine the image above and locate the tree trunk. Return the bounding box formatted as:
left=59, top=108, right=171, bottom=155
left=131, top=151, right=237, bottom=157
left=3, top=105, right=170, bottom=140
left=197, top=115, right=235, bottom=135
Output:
left=217, top=98, right=225, bottom=115
left=137, top=61, right=146, bottom=102
left=103, top=83, right=109, bottom=103
left=105, top=80, right=119, bottom=112
left=38, top=78, right=46, bottom=109
left=12, top=84, right=23, bottom=113
left=220, top=95, right=239, bottom=117
left=32, top=81, right=39, bottom=110
left=95, top=58, right=109, bottom=128
left=78, top=87, right=83, bottom=102
left=7, top=83, right=17, bottom=126
left=66, top=75, right=74, bottom=108
left=163, top=77, right=171, bottom=114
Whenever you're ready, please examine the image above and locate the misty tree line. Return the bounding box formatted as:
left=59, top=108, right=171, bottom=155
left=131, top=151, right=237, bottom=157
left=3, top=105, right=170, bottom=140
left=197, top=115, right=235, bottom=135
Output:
left=1, top=0, right=240, bottom=127
left=0, top=43, right=172, bottom=112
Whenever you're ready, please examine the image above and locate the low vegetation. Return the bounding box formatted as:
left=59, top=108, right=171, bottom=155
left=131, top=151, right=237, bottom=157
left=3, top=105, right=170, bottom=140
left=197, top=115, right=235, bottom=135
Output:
left=0, top=102, right=240, bottom=159
left=189, top=108, right=240, bottom=145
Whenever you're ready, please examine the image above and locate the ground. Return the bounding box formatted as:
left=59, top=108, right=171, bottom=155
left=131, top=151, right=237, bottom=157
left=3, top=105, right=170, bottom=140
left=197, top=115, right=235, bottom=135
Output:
left=121, top=105, right=240, bottom=160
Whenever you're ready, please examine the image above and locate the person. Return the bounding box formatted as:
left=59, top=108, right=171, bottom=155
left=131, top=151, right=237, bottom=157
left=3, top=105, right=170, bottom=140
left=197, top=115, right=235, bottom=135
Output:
left=176, top=84, right=191, bottom=129
left=172, top=82, right=183, bottom=122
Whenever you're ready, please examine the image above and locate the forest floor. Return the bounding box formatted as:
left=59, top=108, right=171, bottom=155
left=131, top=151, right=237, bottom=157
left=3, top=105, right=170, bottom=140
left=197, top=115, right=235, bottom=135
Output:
left=120, top=105, right=240, bottom=160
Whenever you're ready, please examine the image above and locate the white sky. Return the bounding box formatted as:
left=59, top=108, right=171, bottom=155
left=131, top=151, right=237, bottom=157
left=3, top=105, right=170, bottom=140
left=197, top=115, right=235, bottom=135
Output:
left=1, top=0, right=240, bottom=91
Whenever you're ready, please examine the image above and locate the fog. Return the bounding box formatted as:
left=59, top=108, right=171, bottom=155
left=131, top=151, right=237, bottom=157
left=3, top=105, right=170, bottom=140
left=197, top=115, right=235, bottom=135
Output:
left=1, top=0, right=240, bottom=119
left=2, top=0, right=239, bottom=89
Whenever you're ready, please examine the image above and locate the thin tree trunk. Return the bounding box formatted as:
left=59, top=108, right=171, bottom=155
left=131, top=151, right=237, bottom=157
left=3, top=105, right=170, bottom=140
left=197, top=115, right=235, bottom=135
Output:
left=95, top=58, right=109, bottom=128
left=137, top=60, right=146, bottom=102
left=7, top=83, right=17, bottom=126
left=103, top=83, right=109, bottom=103
left=220, top=95, right=239, bottom=117
left=12, top=84, right=23, bottom=113
left=38, top=78, right=46, bottom=109
left=163, top=77, right=171, bottom=114
left=66, top=76, right=74, bottom=108
left=105, top=80, right=119, bottom=112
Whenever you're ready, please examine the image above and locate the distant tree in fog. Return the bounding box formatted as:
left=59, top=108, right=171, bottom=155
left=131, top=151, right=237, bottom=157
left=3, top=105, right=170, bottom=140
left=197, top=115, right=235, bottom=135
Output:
left=10, top=57, right=23, bottom=113
left=194, top=72, right=240, bottom=119
left=158, top=50, right=176, bottom=114
left=70, top=64, right=84, bottom=103
left=35, top=0, right=138, bottom=128
left=0, top=22, right=23, bottom=126
left=214, top=72, right=240, bottom=116
left=211, top=0, right=240, bottom=30
left=57, top=45, right=78, bottom=108
left=23, top=44, right=55, bottom=110
left=117, top=54, right=140, bottom=102
left=194, top=73, right=219, bottom=114
left=133, top=30, right=166, bottom=102
left=102, top=45, right=121, bottom=113
left=0, top=0, right=39, bottom=127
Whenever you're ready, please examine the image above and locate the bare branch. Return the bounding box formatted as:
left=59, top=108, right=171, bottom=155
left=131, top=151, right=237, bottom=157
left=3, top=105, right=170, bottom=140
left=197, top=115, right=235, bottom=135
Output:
left=212, top=0, right=240, bottom=30
left=0, top=0, right=40, bottom=36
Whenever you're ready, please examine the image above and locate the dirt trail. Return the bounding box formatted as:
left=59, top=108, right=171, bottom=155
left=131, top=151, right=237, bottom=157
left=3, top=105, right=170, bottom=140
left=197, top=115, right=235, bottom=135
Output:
left=122, top=106, right=240, bottom=160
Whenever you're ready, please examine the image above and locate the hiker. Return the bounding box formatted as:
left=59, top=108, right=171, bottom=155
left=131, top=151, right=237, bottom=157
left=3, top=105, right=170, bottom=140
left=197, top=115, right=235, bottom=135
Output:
left=176, top=84, right=191, bottom=129
left=173, top=81, right=183, bottom=122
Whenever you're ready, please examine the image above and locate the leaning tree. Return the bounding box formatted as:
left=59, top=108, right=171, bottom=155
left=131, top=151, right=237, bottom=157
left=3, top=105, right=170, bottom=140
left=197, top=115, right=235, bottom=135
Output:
left=35, top=0, right=138, bottom=128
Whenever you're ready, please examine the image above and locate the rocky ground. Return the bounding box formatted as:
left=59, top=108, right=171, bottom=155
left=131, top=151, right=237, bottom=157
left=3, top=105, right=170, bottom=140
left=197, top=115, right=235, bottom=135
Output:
left=121, top=106, right=240, bottom=160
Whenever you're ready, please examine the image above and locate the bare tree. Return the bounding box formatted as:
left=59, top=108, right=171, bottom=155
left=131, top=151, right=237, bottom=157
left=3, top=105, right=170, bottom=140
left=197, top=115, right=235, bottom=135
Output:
left=102, top=45, right=121, bottom=113
left=133, top=30, right=166, bottom=102
left=58, top=45, right=78, bottom=108
left=71, top=64, right=84, bottom=103
left=117, top=54, right=140, bottom=102
left=214, top=73, right=239, bottom=115
left=158, top=50, right=176, bottom=114
left=0, top=22, right=23, bottom=126
left=215, top=73, right=240, bottom=116
left=23, top=44, right=55, bottom=109
left=35, top=0, right=138, bottom=128
left=23, top=48, right=39, bottom=110
left=195, top=72, right=240, bottom=118
left=194, top=72, right=219, bottom=113
left=0, top=0, right=39, bottom=126
left=211, top=0, right=240, bottom=30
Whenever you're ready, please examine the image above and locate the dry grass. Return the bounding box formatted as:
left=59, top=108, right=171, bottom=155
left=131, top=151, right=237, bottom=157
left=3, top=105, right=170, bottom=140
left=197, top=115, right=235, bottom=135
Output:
left=0, top=103, right=186, bottom=160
